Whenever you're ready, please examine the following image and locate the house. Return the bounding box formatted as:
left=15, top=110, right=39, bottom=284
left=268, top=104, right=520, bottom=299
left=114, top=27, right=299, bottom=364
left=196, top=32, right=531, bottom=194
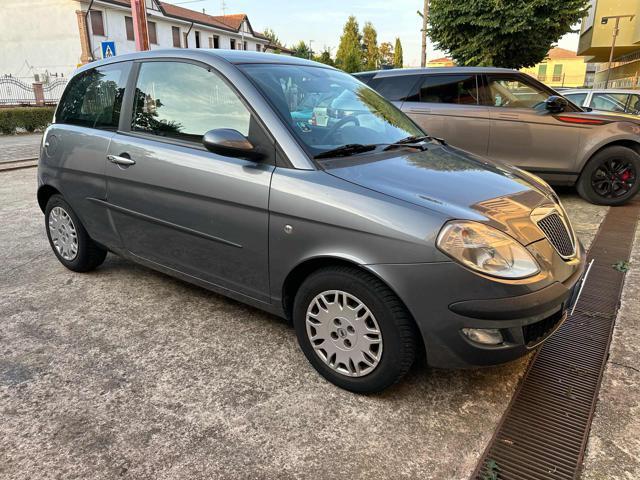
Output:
left=520, top=47, right=588, bottom=88
left=0, top=0, right=278, bottom=81
left=578, top=0, right=640, bottom=88
left=426, top=57, right=455, bottom=67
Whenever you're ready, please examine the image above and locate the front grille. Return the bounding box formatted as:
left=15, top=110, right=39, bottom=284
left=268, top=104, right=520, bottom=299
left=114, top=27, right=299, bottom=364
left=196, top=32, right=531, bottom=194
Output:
left=537, top=213, right=575, bottom=258
left=522, top=307, right=565, bottom=346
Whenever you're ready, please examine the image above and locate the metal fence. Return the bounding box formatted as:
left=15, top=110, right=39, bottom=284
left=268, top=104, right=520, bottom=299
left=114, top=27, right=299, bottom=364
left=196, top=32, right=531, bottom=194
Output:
left=0, top=76, right=68, bottom=106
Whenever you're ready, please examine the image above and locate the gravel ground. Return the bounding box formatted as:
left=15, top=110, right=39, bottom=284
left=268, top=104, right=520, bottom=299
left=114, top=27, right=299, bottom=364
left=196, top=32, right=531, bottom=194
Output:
left=0, top=169, right=611, bottom=479
left=0, top=134, right=42, bottom=163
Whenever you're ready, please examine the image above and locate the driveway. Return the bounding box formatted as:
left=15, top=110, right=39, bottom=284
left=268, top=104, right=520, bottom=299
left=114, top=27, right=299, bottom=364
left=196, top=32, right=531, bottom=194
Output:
left=0, top=169, right=611, bottom=479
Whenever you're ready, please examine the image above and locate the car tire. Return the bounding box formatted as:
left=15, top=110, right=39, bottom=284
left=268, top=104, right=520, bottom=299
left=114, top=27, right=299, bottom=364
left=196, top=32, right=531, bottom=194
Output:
left=45, top=194, right=107, bottom=272
left=293, top=266, right=417, bottom=393
left=576, top=146, right=640, bottom=206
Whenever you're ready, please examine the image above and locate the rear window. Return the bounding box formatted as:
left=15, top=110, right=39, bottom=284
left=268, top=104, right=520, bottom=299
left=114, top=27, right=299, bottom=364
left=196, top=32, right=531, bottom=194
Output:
left=368, top=75, right=420, bottom=102
left=354, top=72, right=376, bottom=85
left=418, top=74, right=479, bottom=104
left=56, top=63, right=129, bottom=130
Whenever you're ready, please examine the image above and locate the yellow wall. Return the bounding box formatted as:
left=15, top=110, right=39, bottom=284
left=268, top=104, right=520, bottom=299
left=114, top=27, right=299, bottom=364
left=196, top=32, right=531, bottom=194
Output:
left=579, top=0, right=640, bottom=61
left=520, top=57, right=588, bottom=88
left=426, top=58, right=455, bottom=67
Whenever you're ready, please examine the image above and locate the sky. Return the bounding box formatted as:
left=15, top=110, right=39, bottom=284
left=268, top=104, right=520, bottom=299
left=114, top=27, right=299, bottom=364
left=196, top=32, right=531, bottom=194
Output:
left=165, top=0, right=581, bottom=66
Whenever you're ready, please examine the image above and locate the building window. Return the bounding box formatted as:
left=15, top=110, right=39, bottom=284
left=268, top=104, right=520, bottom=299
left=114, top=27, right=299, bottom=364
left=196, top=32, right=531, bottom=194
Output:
left=148, top=21, right=157, bottom=44
left=125, top=16, right=134, bottom=41
left=213, top=35, right=219, bottom=48
left=230, top=39, right=236, bottom=49
left=537, top=64, right=547, bottom=81
left=172, top=26, right=181, bottom=47
left=243, top=41, right=248, bottom=51
left=195, top=31, right=201, bottom=48
left=90, top=10, right=105, bottom=36
left=208, top=36, right=214, bottom=48
left=183, top=32, right=189, bottom=48
left=256, top=44, right=261, bottom=52
left=552, top=64, right=563, bottom=82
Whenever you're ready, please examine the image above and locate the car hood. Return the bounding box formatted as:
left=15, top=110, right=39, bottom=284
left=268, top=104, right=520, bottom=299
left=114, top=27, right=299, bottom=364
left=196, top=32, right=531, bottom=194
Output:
left=323, top=144, right=552, bottom=245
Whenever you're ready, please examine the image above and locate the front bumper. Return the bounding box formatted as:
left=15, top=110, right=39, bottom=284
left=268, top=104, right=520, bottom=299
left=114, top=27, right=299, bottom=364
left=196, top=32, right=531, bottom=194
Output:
left=367, top=243, right=586, bottom=368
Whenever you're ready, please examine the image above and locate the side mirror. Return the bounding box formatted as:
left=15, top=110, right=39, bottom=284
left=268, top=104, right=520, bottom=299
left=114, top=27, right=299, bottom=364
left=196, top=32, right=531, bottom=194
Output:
left=202, top=128, right=263, bottom=161
left=545, top=95, right=569, bottom=113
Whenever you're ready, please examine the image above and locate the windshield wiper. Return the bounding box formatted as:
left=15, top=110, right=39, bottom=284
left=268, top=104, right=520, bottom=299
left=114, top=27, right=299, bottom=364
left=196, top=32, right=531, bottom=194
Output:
left=383, top=135, right=445, bottom=151
left=314, top=144, right=378, bottom=159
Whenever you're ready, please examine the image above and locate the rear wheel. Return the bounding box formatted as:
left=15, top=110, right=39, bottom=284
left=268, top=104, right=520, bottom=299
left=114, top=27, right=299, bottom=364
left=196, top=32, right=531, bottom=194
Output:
left=45, top=195, right=107, bottom=272
left=293, top=266, right=417, bottom=393
left=577, top=146, right=639, bottom=205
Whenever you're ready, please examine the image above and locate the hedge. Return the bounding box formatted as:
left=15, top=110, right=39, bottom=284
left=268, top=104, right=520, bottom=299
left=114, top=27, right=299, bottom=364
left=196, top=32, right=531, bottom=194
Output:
left=0, top=107, right=55, bottom=134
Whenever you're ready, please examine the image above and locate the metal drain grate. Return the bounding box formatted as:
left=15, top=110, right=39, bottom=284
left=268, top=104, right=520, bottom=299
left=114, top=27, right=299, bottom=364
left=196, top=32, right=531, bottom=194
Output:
left=472, top=199, right=640, bottom=480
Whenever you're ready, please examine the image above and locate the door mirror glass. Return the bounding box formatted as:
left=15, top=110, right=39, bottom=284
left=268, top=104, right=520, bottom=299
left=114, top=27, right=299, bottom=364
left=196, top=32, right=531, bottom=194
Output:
left=545, top=95, right=569, bottom=113
left=202, top=128, right=263, bottom=160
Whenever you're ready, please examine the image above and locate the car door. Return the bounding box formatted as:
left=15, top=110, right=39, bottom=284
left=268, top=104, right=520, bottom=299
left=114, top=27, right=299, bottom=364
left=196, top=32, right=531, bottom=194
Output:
left=105, top=59, right=275, bottom=303
left=482, top=73, right=583, bottom=174
left=401, top=73, right=490, bottom=155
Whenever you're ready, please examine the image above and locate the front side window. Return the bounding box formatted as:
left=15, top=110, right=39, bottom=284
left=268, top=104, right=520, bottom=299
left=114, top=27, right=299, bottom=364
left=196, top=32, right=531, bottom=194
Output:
left=418, top=74, right=478, bottom=104
left=367, top=75, right=420, bottom=101
left=627, top=94, right=640, bottom=114
left=563, top=92, right=587, bottom=107
left=132, top=61, right=251, bottom=142
left=239, top=64, right=422, bottom=157
left=483, top=75, right=549, bottom=110
left=590, top=92, right=628, bottom=113
left=56, top=63, right=128, bottom=130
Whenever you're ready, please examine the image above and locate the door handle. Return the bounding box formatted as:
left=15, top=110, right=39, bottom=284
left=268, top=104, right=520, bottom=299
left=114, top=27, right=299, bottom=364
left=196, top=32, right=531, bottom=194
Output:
left=107, top=154, right=136, bottom=166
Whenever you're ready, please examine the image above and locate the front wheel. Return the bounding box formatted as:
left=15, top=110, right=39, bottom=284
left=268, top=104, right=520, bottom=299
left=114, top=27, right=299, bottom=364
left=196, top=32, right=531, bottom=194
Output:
left=293, top=266, right=417, bottom=393
left=577, top=146, right=639, bottom=205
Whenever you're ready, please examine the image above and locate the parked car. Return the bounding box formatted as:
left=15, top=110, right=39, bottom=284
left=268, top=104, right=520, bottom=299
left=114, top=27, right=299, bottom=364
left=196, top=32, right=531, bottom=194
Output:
left=562, top=88, right=640, bottom=116
left=355, top=68, right=640, bottom=205
left=39, top=51, right=586, bottom=393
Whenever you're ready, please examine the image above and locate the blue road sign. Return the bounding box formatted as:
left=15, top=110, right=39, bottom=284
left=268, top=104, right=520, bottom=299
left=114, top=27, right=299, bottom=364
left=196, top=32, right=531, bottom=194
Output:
left=101, top=41, right=116, bottom=58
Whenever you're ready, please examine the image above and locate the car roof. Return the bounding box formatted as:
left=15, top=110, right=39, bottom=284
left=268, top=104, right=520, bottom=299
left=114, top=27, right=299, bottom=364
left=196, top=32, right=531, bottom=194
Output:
left=355, top=66, right=517, bottom=77
left=563, top=88, right=640, bottom=94
left=72, top=49, right=332, bottom=76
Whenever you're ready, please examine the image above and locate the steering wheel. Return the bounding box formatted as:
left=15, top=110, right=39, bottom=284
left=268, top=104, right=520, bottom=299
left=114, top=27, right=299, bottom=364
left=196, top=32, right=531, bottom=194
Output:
left=322, top=115, right=360, bottom=143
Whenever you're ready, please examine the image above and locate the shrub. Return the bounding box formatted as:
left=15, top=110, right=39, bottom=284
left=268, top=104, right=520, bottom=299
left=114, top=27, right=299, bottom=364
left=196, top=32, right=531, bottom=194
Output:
left=0, top=107, right=55, bottom=134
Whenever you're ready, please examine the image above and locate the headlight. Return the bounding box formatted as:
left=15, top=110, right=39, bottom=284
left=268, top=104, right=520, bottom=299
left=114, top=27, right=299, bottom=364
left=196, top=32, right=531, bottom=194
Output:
left=437, top=221, right=540, bottom=279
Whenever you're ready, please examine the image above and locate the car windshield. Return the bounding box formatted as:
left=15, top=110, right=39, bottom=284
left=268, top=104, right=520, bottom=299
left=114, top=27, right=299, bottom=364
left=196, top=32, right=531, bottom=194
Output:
left=239, top=64, right=423, bottom=158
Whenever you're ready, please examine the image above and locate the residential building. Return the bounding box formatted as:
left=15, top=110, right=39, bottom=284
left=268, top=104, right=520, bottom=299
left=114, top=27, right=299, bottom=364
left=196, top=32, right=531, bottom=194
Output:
left=520, top=47, right=588, bottom=88
left=0, top=0, right=274, bottom=81
left=426, top=57, right=455, bottom=67
left=578, top=0, right=640, bottom=88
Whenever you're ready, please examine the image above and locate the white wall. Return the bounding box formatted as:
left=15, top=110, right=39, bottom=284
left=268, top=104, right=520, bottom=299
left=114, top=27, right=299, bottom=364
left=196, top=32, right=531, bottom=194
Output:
left=0, top=0, right=81, bottom=79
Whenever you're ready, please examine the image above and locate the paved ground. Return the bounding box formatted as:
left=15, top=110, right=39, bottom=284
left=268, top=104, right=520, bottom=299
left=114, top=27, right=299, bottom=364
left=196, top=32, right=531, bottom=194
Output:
left=0, top=168, right=620, bottom=480
left=582, top=214, right=640, bottom=479
left=0, top=133, right=42, bottom=163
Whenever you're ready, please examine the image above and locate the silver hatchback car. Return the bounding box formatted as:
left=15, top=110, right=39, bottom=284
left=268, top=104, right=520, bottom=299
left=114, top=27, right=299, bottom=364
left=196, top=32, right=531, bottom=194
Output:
left=39, top=51, right=586, bottom=392
left=356, top=68, right=640, bottom=205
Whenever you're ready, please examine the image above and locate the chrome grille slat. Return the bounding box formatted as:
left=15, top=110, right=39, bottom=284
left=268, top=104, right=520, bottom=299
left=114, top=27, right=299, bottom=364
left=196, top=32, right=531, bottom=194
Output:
left=536, top=212, right=575, bottom=258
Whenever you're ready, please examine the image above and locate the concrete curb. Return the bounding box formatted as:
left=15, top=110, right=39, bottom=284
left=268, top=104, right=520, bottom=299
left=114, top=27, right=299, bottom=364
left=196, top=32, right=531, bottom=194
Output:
left=0, top=158, right=38, bottom=172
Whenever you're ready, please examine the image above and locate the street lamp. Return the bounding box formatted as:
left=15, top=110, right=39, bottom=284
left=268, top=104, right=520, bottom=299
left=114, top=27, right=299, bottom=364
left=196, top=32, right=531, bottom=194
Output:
left=601, top=14, right=635, bottom=89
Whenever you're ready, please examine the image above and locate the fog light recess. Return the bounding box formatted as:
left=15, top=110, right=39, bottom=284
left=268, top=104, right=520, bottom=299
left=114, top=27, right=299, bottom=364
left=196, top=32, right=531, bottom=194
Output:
left=461, top=328, right=504, bottom=345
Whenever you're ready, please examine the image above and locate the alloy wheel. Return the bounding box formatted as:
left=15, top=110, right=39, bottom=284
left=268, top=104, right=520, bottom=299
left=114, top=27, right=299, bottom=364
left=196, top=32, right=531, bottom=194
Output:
left=305, top=290, right=383, bottom=377
left=48, top=206, right=78, bottom=261
left=591, top=158, right=636, bottom=198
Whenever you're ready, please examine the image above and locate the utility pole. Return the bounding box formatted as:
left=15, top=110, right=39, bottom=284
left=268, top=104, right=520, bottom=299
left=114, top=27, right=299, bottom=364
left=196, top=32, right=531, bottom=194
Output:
left=419, top=0, right=429, bottom=67
left=309, top=40, right=314, bottom=60
left=131, top=0, right=150, bottom=51
left=601, top=14, right=634, bottom=89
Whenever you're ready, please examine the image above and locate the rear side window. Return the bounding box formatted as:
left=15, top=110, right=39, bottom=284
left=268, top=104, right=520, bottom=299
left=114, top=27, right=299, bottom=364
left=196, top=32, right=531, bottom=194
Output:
left=563, top=92, right=587, bottom=107
left=354, top=73, right=375, bottom=85
left=368, top=75, right=420, bottom=101
left=418, top=74, right=478, bottom=104
left=131, top=61, right=251, bottom=142
left=56, top=63, right=128, bottom=130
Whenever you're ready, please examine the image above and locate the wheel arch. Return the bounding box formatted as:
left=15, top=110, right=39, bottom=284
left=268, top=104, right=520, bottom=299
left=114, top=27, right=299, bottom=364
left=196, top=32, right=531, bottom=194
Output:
left=37, top=184, right=61, bottom=213
left=579, top=137, right=640, bottom=176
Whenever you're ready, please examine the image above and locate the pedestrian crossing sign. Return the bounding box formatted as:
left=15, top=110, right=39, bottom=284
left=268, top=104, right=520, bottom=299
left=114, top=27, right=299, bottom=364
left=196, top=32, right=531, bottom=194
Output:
left=101, top=41, right=116, bottom=58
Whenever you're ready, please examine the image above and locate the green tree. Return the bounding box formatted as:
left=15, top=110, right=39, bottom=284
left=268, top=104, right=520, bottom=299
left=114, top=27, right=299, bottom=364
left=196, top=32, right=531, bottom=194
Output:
left=428, top=0, right=589, bottom=69
left=379, top=41, right=394, bottom=67
left=292, top=40, right=312, bottom=59
left=262, top=27, right=281, bottom=47
left=393, top=38, right=403, bottom=68
left=362, top=22, right=379, bottom=70
left=314, top=48, right=335, bottom=66
left=336, top=16, right=363, bottom=73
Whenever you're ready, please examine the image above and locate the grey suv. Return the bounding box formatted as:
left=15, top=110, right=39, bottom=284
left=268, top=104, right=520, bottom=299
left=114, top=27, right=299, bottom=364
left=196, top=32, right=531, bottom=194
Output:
left=356, top=68, right=640, bottom=206
left=39, top=51, right=586, bottom=392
